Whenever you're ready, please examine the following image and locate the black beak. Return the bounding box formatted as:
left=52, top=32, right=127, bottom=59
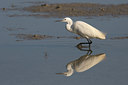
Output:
left=55, top=20, right=62, bottom=22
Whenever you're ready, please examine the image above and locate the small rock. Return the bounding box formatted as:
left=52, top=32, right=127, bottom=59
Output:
left=2, top=8, right=6, bottom=10
left=71, top=8, right=75, bottom=11
left=33, top=34, right=38, bottom=38
left=56, top=5, right=61, bottom=9
left=100, top=8, right=105, bottom=11
left=41, top=4, right=49, bottom=7
left=75, top=37, right=81, bottom=39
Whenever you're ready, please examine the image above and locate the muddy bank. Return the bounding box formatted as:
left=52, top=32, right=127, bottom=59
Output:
left=110, top=36, right=128, bottom=40
left=11, top=34, right=81, bottom=41
left=11, top=34, right=53, bottom=40
left=21, top=3, right=128, bottom=17
left=11, top=33, right=128, bottom=41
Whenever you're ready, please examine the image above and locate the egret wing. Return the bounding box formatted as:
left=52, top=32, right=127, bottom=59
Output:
left=74, top=53, right=106, bottom=72
left=73, top=21, right=105, bottom=39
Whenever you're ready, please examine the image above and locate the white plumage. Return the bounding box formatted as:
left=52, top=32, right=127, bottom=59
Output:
left=56, top=17, right=106, bottom=46
left=73, top=21, right=106, bottom=39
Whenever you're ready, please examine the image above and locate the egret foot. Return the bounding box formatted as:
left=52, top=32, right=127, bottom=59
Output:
left=76, top=43, right=89, bottom=48
left=76, top=42, right=92, bottom=51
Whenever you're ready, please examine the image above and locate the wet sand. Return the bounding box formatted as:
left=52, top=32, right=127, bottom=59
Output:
left=11, top=33, right=128, bottom=41
left=110, top=36, right=128, bottom=40
left=11, top=34, right=81, bottom=40
left=22, top=3, right=128, bottom=17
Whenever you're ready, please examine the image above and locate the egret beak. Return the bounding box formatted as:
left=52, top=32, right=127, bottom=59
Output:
left=55, top=20, right=62, bottom=22
left=56, top=72, right=68, bottom=76
left=56, top=72, right=71, bottom=76
left=56, top=73, right=65, bottom=75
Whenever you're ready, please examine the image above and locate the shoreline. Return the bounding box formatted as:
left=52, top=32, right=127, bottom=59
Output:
left=22, top=3, right=128, bottom=17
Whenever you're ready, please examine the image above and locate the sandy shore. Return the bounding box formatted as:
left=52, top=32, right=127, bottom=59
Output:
left=11, top=34, right=81, bottom=41
left=10, top=34, right=128, bottom=41
left=22, top=3, right=128, bottom=17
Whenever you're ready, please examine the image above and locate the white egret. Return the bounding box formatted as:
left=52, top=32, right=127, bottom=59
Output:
left=56, top=53, right=106, bottom=76
left=56, top=17, right=106, bottom=47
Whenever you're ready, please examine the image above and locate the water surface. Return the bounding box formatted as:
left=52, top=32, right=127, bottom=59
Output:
left=0, top=0, right=128, bottom=85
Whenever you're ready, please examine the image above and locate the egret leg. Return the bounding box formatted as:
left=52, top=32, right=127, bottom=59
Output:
left=86, top=49, right=92, bottom=55
left=77, top=38, right=92, bottom=45
left=85, top=38, right=92, bottom=48
left=86, top=38, right=92, bottom=44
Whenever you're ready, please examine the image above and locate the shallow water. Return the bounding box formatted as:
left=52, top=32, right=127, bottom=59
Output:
left=0, top=0, right=128, bottom=85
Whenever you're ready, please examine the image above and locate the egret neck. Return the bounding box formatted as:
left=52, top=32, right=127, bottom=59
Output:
left=65, top=63, right=74, bottom=76
left=65, top=20, right=73, bottom=32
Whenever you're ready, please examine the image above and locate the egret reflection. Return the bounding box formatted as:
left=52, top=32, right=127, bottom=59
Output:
left=56, top=52, right=106, bottom=77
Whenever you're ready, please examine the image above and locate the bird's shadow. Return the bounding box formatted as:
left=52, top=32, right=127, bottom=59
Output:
left=56, top=47, right=106, bottom=76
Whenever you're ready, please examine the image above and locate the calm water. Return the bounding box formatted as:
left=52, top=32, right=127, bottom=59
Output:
left=0, top=0, right=128, bottom=85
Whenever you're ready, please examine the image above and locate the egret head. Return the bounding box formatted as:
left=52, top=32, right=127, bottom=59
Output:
left=56, top=17, right=73, bottom=25
left=56, top=63, right=74, bottom=77
left=61, top=17, right=72, bottom=22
